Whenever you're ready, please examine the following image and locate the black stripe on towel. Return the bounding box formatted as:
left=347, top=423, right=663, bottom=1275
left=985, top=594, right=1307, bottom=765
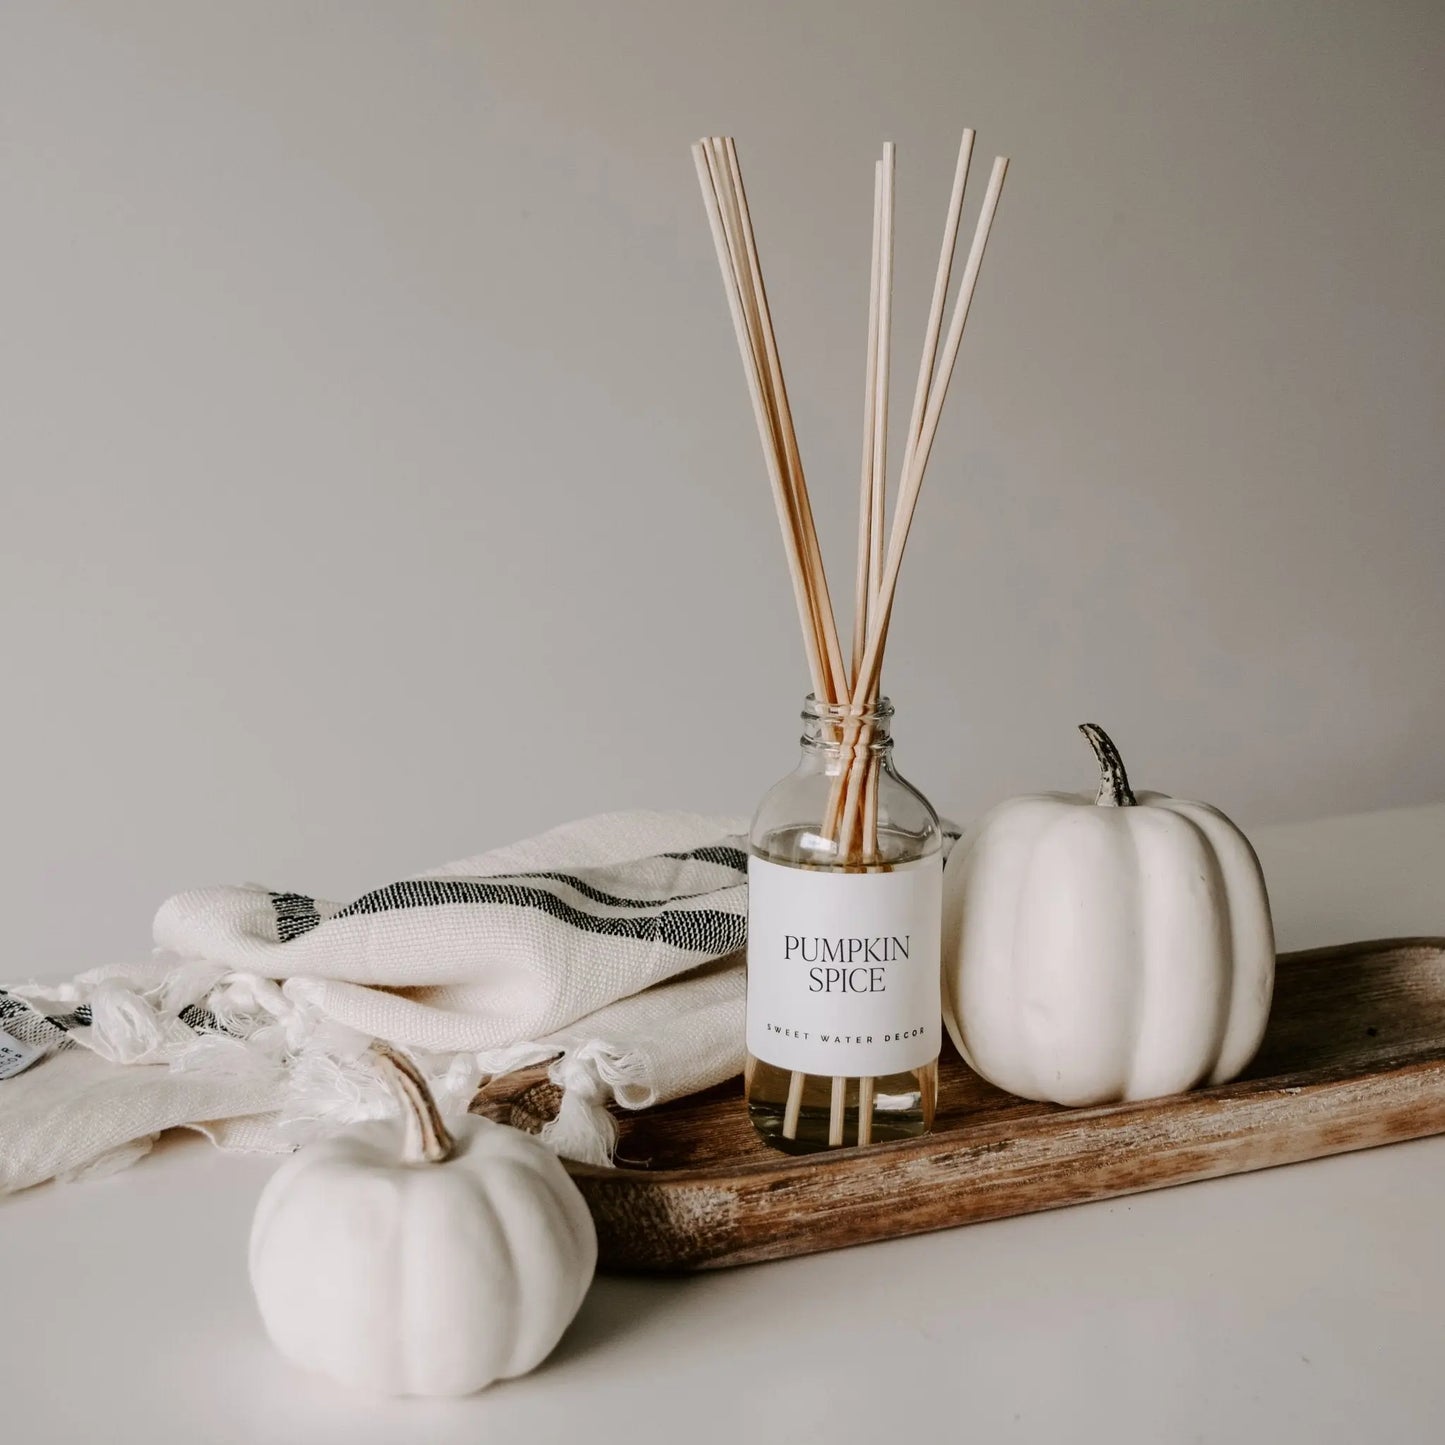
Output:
left=472, top=864, right=744, bottom=914
left=662, top=845, right=749, bottom=872
left=483, top=846, right=747, bottom=911
left=0, top=989, right=77, bottom=1055
left=266, top=846, right=748, bottom=944
left=270, top=891, right=322, bottom=942
left=46, top=1004, right=92, bottom=1030
left=331, top=879, right=746, bottom=955
left=178, top=1003, right=231, bottom=1035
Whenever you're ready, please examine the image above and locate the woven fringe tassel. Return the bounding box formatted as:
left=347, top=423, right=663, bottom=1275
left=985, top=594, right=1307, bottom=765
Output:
left=539, top=1043, right=649, bottom=1167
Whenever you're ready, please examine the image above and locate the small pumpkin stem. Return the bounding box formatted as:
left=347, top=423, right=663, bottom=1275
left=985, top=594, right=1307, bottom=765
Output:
left=370, top=1042, right=456, bottom=1164
left=1078, top=723, right=1137, bottom=808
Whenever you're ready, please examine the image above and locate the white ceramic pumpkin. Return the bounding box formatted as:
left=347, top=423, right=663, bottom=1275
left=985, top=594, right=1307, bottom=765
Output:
left=249, top=1046, right=597, bottom=1397
left=943, top=724, right=1274, bottom=1106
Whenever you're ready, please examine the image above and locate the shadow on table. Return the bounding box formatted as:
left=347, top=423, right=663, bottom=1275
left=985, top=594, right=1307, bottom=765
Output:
left=545, top=1271, right=713, bottom=1372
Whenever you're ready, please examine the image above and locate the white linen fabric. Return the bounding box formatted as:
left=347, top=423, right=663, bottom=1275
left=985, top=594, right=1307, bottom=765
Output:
left=0, top=812, right=748, bottom=1193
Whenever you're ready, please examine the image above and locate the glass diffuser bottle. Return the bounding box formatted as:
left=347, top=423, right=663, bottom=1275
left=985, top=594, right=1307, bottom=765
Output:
left=693, top=130, right=1008, bottom=1152
left=746, top=695, right=943, bottom=1152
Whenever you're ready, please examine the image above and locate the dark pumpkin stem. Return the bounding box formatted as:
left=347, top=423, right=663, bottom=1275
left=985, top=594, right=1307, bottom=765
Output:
left=370, top=1042, right=456, bottom=1164
left=1079, top=723, right=1137, bottom=807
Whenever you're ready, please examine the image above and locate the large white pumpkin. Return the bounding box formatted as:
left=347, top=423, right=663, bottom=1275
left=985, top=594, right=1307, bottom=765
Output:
left=250, top=1047, right=596, bottom=1396
left=943, top=725, right=1274, bottom=1106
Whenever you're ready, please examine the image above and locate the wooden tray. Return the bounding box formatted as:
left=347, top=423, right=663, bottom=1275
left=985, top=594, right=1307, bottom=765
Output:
left=473, top=937, right=1445, bottom=1272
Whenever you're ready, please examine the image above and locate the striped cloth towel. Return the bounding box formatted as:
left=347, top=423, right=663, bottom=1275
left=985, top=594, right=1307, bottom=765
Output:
left=0, top=812, right=748, bottom=1193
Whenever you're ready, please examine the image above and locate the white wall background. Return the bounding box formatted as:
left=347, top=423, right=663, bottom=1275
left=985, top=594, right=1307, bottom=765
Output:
left=4, top=1, right=1443, bottom=970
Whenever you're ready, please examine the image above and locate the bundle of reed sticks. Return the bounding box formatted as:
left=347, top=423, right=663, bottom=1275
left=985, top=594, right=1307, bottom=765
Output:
left=694, top=131, right=1007, bottom=1145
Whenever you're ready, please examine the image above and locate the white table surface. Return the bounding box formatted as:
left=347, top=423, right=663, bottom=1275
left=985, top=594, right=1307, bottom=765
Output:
left=5, top=804, right=1445, bottom=1444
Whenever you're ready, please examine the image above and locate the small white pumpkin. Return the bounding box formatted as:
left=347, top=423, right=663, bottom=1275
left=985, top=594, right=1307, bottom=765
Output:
left=249, top=1046, right=597, bottom=1397
left=943, top=724, right=1274, bottom=1106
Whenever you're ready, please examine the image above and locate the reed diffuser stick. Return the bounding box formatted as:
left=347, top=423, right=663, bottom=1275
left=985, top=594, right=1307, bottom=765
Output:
left=856, top=1075, right=876, bottom=1146
left=851, top=163, right=884, bottom=687
left=849, top=155, right=1010, bottom=711
left=837, top=151, right=893, bottom=1144
left=828, top=1075, right=847, bottom=1148
left=903, top=130, right=974, bottom=459
left=783, top=1069, right=806, bottom=1139
left=858, top=147, right=895, bottom=865
left=832, top=148, right=894, bottom=859
left=841, top=146, right=897, bottom=1135
left=691, top=143, right=832, bottom=702
left=719, top=139, right=848, bottom=703
left=869, top=144, right=894, bottom=626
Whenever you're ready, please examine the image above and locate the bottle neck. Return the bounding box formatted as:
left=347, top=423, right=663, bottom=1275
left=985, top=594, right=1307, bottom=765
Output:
left=751, top=692, right=940, bottom=867
left=800, top=695, right=894, bottom=760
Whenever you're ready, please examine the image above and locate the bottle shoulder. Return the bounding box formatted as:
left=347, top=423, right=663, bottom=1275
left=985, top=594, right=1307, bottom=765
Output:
left=750, top=761, right=941, bottom=867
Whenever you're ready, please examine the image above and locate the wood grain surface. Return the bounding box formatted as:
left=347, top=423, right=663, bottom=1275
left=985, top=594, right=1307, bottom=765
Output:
left=472, top=938, right=1445, bottom=1272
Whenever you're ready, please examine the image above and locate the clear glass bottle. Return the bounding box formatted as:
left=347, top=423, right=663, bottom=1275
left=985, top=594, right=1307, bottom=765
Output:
left=746, top=695, right=943, bottom=1152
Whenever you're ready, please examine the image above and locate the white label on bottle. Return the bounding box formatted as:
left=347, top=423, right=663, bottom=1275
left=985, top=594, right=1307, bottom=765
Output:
left=746, top=853, right=942, bottom=1078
